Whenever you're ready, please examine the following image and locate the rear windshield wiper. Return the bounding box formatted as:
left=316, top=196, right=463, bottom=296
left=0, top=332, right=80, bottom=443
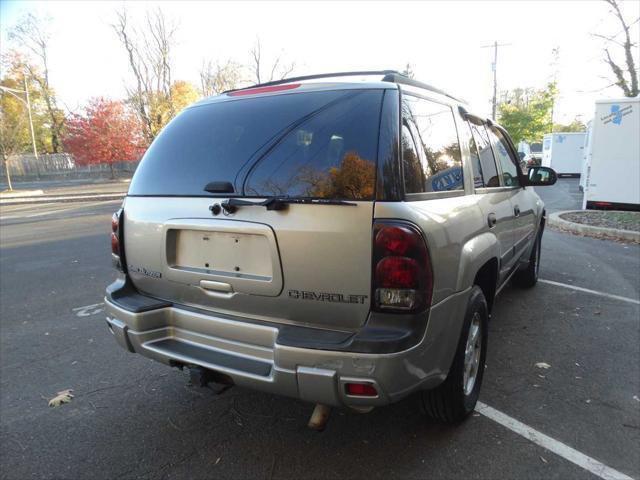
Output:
left=219, top=197, right=357, bottom=213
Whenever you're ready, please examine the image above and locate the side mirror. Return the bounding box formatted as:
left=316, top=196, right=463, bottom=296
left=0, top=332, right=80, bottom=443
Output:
left=525, top=166, right=557, bottom=186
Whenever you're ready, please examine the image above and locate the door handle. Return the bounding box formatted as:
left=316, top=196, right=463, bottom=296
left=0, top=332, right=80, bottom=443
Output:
left=514, top=205, right=521, bottom=217
left=487, top=213, right=497, bottom=228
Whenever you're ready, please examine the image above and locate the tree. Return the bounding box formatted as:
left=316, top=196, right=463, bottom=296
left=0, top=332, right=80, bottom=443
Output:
left=249, top=38, right=295, bottom=84
left=0, top=53, right=56, bottom=154
left=62, top=98, right=145, bottom=178
left=497, top=83, right=557, bottom=145
left=593, top=0, right=639, bottom=97
left=553, top=118, right=587, bottom=133
left=199, top=59, right=242, bottom=96
left=8, top=13, right=65, bottom=152
left=113, top=7, right=177, bottom=143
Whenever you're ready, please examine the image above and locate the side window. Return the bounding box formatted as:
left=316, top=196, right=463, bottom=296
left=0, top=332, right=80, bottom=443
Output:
left=466, top=122, right=484, bottom=188
left=469, top=123, right=500, bottom=187
left=401, top=95, right=463, bottom=193
left=487, top=127, right=521, bottom=187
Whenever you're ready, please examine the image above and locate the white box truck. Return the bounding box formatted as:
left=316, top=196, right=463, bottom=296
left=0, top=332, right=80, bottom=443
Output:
left=583, top=96, right=640, bottom=210
left=541, top=132, right=586, bottom=176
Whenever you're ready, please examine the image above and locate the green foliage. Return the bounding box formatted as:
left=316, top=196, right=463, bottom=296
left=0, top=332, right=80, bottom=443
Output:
left=0, top=53, right=62, bottom=156
left=497, top=83, right=557, bottom=145
left=552, top=118, right=586, bottom=133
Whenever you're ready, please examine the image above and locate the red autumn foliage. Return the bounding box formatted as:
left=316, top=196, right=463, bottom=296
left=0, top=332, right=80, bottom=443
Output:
left=63, top=98, right=146, bottom=168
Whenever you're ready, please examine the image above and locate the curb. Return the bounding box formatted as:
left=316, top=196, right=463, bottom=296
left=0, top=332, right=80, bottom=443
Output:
left=0, top=193, right=125, bottom=206
left=0, top=189, right=44, bottom=198
left=548, top=210, right=640, bottom=243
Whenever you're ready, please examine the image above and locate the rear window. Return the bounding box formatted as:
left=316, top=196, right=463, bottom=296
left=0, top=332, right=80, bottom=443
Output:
left=531, top=142, right=543, bottom=153
left=128, top=89, right=383, bottom=198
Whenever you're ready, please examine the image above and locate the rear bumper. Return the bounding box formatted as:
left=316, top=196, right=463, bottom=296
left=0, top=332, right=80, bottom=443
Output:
left=105, top=285, right=470, bottom=408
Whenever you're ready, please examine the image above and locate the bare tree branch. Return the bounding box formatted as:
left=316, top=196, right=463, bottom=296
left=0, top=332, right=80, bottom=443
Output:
left=112, top=7, right=177, bottom=142
left=248, top=37, right=295, bottom=84
left=597, top=0, right=639, bottom=97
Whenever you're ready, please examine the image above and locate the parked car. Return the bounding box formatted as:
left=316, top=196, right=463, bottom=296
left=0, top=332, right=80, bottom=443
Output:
left=105, top=71, right=557, bottom=424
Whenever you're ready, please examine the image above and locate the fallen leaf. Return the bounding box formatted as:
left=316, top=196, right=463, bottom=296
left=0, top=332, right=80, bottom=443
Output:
left=535, top=362, right=551, bottom=369
left=215, top=458, right=221, bottom=465
left=585, top=399, right=591, bottom=404
left=540, top=456, right=548, bottom=464
left=48, top=389, right=74, bottom=407
left=633, top=395, right=639, bottom=402
left=575, top=362, right=581, bottom=367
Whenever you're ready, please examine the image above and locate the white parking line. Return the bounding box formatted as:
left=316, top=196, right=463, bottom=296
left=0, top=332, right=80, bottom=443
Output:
left=72, top=302, right=105, bottom=317
left=539, top=279, right=640, bottom=306
left=476, top=402, right=635, bottom=480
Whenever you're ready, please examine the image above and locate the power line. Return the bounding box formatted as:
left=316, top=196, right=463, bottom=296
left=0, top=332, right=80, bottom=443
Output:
left=481, top=41, right=512, bottom=120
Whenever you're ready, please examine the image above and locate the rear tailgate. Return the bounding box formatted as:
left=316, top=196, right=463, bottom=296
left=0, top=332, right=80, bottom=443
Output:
left=123, top=86, right=386, bottom=331
left=123, top=197, right=373, bottom=329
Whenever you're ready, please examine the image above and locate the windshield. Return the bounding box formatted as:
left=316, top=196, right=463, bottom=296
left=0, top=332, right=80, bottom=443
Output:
left=128, top=89, right=384, bottom=199
left=530, top=142, right=543, bottom=153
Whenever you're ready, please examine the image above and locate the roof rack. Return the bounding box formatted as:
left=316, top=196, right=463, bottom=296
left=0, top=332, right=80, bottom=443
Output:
left=223, top=70, right=464, bottom=103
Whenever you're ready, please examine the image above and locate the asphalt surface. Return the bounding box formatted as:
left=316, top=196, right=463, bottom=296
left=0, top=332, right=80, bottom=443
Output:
left=1, top=180, right=638, bottom=480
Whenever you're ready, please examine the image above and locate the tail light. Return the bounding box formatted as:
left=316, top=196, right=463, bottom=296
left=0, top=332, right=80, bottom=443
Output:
left=111, top=208, right=125, bottom=272
left=372, top=221, right=432, bottom=312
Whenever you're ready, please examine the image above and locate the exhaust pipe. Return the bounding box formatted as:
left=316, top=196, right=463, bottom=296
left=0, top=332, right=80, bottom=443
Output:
left=307, top=404, right=331, bottom=431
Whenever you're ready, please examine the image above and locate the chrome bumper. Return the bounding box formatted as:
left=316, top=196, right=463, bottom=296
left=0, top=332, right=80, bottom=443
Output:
left=105, top=288, right=469, bottom=407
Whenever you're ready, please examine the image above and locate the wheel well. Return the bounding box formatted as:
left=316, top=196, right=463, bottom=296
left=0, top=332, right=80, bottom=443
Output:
left=473, top=258, right=498, bottom=313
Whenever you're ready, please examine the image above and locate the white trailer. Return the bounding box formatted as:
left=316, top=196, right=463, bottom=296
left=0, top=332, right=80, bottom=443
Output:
left=579, top=121, right=592, bottom=192
left=541, top=132, right=586, bottom=176
left=583, top=96, right=640, bottom=210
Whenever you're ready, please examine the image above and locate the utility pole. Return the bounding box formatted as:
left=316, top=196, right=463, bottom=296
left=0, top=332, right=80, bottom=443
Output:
left=24, top=74, right=39, bottom=162
left=481, top=41, right=511, bottom=120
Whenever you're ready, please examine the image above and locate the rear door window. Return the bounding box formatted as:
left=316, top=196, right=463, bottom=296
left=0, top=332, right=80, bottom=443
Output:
left=487, top=126, right=521, bottom=187
left=128, top=89, right=383, bottom=198
left=469, top=123, right=500, bottom=187
left=401, top=94, right=463, bottom=194
left=245, top=90, right=382, bottom=199
left=466, top=122, right=485, bottom=188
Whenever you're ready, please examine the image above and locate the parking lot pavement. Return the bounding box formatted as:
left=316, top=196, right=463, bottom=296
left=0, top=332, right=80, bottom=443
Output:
left=535, top=177, right=584, bottom=213
left=1, top=194, right=638, bottom=480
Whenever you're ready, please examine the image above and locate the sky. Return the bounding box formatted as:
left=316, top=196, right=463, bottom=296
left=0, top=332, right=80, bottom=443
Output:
left=1, top=0, right=639, bottom=124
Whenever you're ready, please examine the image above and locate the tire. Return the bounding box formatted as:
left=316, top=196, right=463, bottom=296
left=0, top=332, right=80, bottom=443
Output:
left=513, top=228, right=542, bottom=288
left=420, top=286, right=488, bottom=423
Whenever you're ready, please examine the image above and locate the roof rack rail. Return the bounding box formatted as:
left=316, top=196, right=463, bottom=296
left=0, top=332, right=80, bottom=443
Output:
left=223, top=70, right=402, bottom=94
left=381, top=72, right=464, bottom=103
left=222, top=70, right=464, bottom=103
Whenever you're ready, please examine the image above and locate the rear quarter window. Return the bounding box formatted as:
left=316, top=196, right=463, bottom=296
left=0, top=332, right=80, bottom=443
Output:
left=401, top=94, right=463, bottom=194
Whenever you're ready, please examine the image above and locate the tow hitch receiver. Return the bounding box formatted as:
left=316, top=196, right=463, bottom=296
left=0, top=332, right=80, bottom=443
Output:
left=188, top=365, right=234, bottom=394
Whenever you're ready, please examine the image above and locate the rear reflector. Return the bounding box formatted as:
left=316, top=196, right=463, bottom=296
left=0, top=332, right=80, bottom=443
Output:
left=228, top=83, right=301, bottom=97
left=345, top=383, right=378, bottom=397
